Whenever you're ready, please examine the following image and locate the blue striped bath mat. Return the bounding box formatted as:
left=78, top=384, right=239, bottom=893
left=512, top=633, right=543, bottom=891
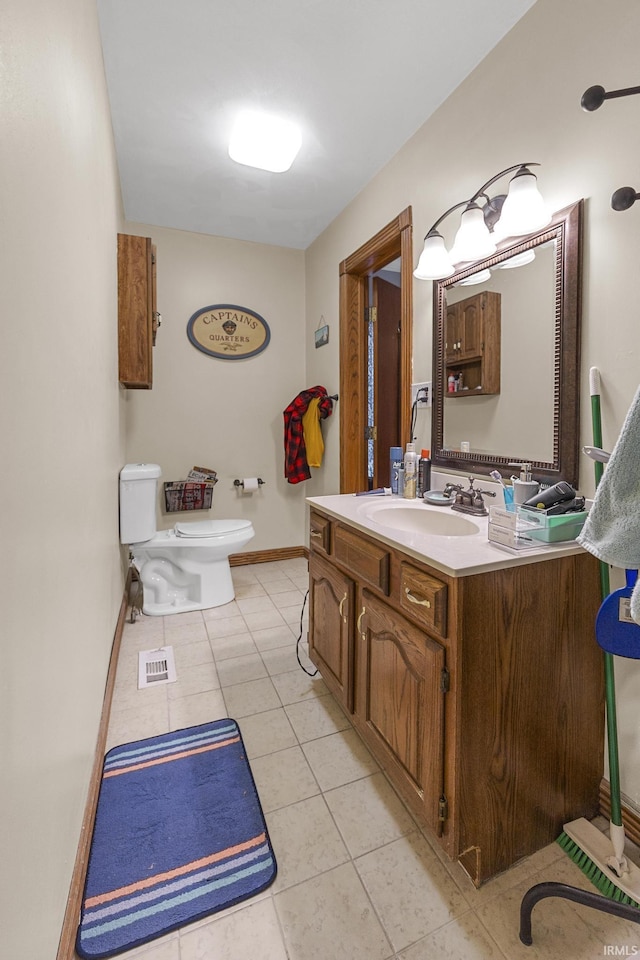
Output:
left=76, top=719, right=276, bottom=959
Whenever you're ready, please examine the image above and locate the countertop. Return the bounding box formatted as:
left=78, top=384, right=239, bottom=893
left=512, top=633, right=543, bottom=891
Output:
left=306, top=492, right=587, bottom=578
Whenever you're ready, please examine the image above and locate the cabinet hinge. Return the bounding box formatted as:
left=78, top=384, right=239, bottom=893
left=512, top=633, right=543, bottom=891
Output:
left=365, top=306, right=377, bottom=324
left=365, top=425, right=377, bottom=441
left=440, top=666, right=450, bottom=693
left=438, top=795, right=448, bottom=823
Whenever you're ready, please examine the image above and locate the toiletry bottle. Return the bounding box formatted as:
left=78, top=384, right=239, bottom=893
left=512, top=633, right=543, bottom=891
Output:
left=448, top=375, right=455, bottom=393
left=509, top=462, right=539, bottom=505
left=396, top=466, right=405, bottom=498
left=417, top=449, right=431, bottom=497
left=403, top=442, right=418, bottom=499
left=389, top=446, right=403, bottom=494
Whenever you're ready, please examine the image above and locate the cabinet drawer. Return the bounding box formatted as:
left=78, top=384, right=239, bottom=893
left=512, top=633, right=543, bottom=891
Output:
left=399, top=563, right=447, bottom=636
left=334, top=525, right=390, bottom=594
left=309, top=512, right=331, bottom=555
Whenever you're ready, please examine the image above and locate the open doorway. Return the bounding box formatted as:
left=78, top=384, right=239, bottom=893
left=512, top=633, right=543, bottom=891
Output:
left=339, top=208, right=413, bottom=492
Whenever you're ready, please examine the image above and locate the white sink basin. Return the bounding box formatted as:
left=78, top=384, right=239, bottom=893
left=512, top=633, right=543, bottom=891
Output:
left=363, top=502, right=480, bottom=537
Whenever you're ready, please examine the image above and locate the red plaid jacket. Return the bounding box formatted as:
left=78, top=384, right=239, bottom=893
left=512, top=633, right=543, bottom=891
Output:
left=283, top=386, right=334, bottom=483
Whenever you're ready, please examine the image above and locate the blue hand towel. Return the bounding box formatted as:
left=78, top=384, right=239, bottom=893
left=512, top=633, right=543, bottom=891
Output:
left=577, top=386, right=640, bottom=622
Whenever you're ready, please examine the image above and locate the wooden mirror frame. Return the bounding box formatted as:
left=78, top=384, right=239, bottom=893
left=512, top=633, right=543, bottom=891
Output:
left=431, top=199, right=583, bottom=487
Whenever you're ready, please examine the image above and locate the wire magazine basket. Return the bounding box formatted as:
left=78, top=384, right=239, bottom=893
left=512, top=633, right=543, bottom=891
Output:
left=163, top=480, right=216, bottom=513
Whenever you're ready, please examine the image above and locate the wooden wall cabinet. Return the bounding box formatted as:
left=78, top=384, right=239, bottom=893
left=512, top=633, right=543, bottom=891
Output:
left=117, top=233, right=158, bottom=389
left=445, top=290, right=500, bottom=396
left=308, top=508, right=604, bottom=886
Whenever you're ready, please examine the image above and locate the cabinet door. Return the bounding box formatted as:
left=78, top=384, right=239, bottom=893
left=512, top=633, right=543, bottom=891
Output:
left=118, top=233, right=155, bottom=389
left=354, top=589, right=446, bottom=832
left=308, top=553, right=354, bottom=711
left=445, top=302, right=461, bottom=362
left=458, top=296, right=483, bottom=359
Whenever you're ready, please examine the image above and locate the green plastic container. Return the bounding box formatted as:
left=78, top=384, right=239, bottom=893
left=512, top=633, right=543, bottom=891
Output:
left=518, top=506, right=588, bottom=543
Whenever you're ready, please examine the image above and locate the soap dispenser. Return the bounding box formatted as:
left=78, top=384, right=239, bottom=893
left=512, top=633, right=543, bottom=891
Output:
left=509, top=462, right=539, bottom=505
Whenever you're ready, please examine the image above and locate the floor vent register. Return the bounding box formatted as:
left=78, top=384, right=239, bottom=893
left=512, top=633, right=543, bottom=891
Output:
left=138, top=646, right=177, bottom=689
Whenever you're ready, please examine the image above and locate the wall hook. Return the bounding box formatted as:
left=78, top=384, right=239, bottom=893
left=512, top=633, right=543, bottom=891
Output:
left=581, top=82, right=640, bottom=212
left=581, top=83, right=640, bottom=112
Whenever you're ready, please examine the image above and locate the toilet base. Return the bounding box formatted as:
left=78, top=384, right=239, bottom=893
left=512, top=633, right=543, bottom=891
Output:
left=141, top=594, right=235, bottom=616
left=137, top=555, right=237, bottom=616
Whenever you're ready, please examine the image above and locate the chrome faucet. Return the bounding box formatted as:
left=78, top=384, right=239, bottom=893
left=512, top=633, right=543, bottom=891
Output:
left=450, top=476, right=496, bottom=517
left=442, top=481, right=463, bottom=500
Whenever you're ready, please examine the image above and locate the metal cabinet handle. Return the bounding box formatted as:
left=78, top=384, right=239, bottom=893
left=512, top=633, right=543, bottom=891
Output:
left=310, top=530, right=322, bottom=539
left=338, top=592, right=348, bottom=622
left=357, top=606, right=366, bottom=637
left=404, top=587, right=431, bottom=608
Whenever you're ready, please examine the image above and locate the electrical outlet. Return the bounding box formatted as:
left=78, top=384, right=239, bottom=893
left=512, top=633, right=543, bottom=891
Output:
left=411, top=381, right=432, bottom=406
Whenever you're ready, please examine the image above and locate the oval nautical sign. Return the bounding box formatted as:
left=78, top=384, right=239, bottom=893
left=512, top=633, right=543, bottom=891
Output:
left=187, top=304, right=271, bottom=360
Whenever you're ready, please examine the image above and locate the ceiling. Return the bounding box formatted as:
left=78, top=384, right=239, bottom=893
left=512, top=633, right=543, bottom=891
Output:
left=97, top=0, right=537, bottom=250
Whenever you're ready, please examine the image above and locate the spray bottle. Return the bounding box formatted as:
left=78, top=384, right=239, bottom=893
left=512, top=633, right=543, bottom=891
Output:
left=417, top=449, right=431, bottom=498
left=403, top=442, right=418, bottom=499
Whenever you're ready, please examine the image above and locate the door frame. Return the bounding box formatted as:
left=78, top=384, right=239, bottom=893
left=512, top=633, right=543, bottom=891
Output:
left=339, top=207, right=413, bottom=493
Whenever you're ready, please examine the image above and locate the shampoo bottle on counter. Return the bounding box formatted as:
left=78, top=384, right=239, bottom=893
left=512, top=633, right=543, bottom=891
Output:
left=403, top=442, right=418, bottom=499
left=417, top=449, right=431, bottom=497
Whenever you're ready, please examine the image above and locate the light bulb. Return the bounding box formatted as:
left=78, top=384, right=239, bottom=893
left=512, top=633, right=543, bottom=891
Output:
left=450, top=204, right=496, bottom=264
left=413, top=232, right=455, bottom=280
left=493, top=168, right=550, bottom=238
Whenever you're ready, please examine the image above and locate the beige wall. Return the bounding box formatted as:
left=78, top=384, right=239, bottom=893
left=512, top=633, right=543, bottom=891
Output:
left=0, top=0, right=125, bottom=954
left=305, top=0, right=640, bottom=804
left=4, top=0, right=640, bottom=954
left=122, top=224, right=309, bottom=550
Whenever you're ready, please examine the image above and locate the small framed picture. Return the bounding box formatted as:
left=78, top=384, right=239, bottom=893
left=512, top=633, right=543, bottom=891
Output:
left=315, top=324, right=329, bottom=348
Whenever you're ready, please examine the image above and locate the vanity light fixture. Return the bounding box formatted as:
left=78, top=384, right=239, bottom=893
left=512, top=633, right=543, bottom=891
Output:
left=228, top=109, right=302, bottom=173
left=581, top=82, right=640, bottom=213
left=413, top=163, right=550, bottom=281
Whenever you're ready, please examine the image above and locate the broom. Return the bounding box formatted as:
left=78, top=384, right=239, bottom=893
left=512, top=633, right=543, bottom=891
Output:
left=557, top=367, right=640, bottom=906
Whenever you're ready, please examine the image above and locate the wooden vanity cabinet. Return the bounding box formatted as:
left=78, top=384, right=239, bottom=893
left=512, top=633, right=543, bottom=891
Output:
left=308, top=507, right=604, bottom=886
left=354, top=588, right=447, bottom=836
left=118, top=233, right=157, bottom=389
left=308, top=552, right=355, bottom=711
left=445, top=290, right=500, bottom=396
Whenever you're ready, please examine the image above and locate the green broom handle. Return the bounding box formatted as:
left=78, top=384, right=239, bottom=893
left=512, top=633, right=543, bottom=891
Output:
left=591, top=383, right=622, bottom=827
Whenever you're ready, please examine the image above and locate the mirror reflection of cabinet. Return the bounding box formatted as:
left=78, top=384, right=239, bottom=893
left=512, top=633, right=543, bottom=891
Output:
left=444, top=290, right=500, bottom=396
left=118, top=233, right=157, bottom=389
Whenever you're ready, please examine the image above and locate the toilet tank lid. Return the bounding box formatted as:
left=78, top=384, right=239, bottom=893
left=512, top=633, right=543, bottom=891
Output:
left=175, top=519, right=252, bottom=538
left=121, top=463, right=162, bottom=481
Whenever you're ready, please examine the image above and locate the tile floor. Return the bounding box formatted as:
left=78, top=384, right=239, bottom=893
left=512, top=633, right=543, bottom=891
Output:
left=83, top=557, right=640, bottom=960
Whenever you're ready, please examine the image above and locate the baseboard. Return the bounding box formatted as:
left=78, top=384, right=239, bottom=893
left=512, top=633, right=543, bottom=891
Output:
left=230, top=545, right=308, bottom=565
left=599, top=778, right=640, bottom=848
left=56, top=571, right=132, bottom=960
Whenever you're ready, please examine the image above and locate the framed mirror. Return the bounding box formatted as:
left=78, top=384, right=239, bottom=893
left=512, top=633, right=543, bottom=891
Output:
left=431, top=199, right=583, bottom=487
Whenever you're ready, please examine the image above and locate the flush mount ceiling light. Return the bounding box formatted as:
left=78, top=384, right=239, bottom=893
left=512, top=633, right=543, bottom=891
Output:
left=413, top=163, right=551, bottom=281
left=228, top=109, right=302, bottom=173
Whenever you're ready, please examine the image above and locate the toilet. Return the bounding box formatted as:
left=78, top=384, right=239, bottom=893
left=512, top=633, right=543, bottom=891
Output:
left=119, top=463, right=255, bottom=616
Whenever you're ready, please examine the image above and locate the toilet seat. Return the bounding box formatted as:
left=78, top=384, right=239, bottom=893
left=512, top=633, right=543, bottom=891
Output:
left=174, top=519, right=253, bottom=539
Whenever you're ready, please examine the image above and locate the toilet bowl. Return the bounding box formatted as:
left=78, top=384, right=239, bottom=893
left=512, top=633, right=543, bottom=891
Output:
left=120, top=464, right=255, bottom=616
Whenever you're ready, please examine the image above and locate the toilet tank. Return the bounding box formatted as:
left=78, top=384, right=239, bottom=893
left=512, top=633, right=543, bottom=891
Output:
left=119, top=463, right=162, bottom=544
